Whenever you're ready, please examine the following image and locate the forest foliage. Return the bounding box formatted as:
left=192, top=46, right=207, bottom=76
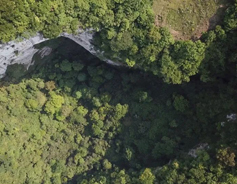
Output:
left=1, top=42, right=237, bottom=183
left=1, top=0, right=237, bottom=184
left=0, top=0, right=235, bottom=84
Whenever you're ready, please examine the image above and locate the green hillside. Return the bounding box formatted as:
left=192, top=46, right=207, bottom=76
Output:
left=153, top=0, right=228, bottom=39
left=1, top=0, right=237, bottom=183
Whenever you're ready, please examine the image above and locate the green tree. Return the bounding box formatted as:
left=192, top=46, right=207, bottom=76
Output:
left=44, top=91, right=64, bottom=115
left=139, top=168, right=155, bottom=184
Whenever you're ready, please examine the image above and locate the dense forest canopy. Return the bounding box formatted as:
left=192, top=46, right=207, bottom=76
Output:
left=1, top=0, right=237, bottom=184
left=0, top=0, right=235, bottom=84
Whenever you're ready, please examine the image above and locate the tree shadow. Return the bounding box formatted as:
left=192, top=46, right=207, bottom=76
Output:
left=208, top=2, right=229, bottom=30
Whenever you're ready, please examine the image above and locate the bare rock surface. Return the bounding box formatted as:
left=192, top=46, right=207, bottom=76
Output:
left=0, top=30, right=121, bottom=78
left=0, top=33, right=48, bottom=78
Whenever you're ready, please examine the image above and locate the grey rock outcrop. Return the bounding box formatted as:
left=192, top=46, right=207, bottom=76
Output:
left=0, top=33, right=49, bottom=78
left=0, top=30, right=121, bottom=78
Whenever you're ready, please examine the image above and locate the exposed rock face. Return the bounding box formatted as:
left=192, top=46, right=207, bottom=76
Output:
left=0, top=33, right=49, bottom=78
left=188, top=143, right=209, bottom=158
left=61, top=29, right=122, bottom=66
left=0, top=30, right=121, bottom=78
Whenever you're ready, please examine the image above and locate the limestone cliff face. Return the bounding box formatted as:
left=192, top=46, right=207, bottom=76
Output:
left=0, top=33, right=49, bottom=78
left=61, top=30, right=122, bottom=66
left=0, top=30, right=122, bottom=78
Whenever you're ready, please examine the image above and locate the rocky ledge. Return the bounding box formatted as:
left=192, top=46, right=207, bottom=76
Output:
left=0, top=30, right=122, bottom=78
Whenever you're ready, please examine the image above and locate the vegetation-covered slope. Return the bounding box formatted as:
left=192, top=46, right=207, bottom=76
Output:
left=0, top=0, right=235, bottom=84
left=153, top=0, right=228, bottom=40
left=1, top=36, right=237, bottom=183
left=1, top=0, right=237, bottom=184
